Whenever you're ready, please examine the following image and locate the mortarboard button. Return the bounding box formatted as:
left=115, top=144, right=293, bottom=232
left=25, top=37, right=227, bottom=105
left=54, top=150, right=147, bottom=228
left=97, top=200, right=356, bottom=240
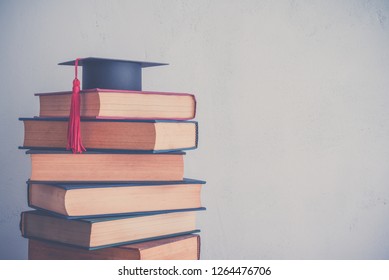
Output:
left=59, top=57, right=168, bottom=91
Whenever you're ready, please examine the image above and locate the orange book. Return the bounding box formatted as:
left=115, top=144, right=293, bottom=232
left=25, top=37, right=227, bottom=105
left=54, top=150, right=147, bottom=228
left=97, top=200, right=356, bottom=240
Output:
left=21, top=209, right=204, bottom=249
left=28, top=234, right=200, bottom=260
left=20, top=118, right=198, bottom=152
left=27, top=179, right=205, bottom=218
left=36, top=89, right=196, bottom=120
left=26, top=150, right=184, bottom=182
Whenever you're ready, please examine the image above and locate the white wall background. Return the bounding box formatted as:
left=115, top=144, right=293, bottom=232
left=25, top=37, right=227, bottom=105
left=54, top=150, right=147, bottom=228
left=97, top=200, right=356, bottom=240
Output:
left=1, top=0, right=389, bottom=259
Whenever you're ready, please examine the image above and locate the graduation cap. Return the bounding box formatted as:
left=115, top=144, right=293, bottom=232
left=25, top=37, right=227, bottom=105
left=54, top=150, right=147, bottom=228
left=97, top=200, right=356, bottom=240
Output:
left=59, top=57, right=168, bottom=91
left=60, top=57, right=168, bottom=153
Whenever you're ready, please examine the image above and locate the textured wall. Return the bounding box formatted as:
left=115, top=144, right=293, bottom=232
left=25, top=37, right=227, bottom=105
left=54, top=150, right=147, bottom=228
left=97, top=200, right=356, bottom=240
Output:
left=1, top=0, right=389, bottom=259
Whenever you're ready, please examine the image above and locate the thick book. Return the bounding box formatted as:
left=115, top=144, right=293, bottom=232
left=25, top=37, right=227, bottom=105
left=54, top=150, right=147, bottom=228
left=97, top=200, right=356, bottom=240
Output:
left=26, top=150, right=184, bottom=182
left=28, top=234, right=200, bottom=260
left=20, top=209, right=204, bottom=249
left=20, top=118, right=198, bottom=152
left=36, top=88, right=196, bottom=120
left=27, top=178, right=205, bottom=218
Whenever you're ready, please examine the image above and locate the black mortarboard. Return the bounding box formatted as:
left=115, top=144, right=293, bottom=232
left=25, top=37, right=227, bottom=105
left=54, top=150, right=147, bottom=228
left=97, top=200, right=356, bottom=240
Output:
left=59, top=57, right=168, bottom=91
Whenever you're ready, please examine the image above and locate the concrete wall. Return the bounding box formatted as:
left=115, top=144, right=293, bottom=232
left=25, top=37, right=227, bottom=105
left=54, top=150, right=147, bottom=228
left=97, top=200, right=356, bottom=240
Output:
left=1, top=0, right=389, bottom=259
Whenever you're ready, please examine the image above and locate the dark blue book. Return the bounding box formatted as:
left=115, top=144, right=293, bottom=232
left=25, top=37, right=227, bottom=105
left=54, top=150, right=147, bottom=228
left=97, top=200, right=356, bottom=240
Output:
left=27, top=178, right=206, bottom=219
left=19, top=117, right=198, bottom=153
left=20, top=208, right=205, bottom=250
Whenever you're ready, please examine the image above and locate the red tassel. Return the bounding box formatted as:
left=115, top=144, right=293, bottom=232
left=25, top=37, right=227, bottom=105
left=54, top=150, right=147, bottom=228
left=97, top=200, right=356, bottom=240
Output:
left=67, top=58, right=86, bottom=153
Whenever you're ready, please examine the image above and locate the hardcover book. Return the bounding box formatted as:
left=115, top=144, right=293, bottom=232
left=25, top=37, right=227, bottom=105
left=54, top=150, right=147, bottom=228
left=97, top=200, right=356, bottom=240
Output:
left=20, top=209, right=204, bottom=249
left=18, top=57, right=206, bottom=260
left=36, top=88, right=196, bottom=120
left=20, top=118, right=198, bottom=152
left=28, top=234, right=200, bottom=260
left=27, top=178, right=205, bottom=218
left=26, top=150, right=185, bottom=182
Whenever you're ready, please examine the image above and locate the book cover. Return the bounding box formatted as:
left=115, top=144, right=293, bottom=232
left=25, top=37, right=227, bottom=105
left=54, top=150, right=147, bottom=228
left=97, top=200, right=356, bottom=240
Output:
left=20, top=117, right=198, bottom=153
left=27, top=178, right=206, bottom=218
left=28, top=234, right=201, bottom=260
left=25, top=150, right=186, bottom=182
left=36, top=88, right=197, bottom=120
left=20, top=208, right=205, bottom=250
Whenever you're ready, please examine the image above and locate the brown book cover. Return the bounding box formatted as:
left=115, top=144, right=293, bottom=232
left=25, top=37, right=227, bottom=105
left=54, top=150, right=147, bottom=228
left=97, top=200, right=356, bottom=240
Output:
left=36, top=88, right=196, bottom=120
left=26, top=150, right=185, bottom=182
left=20, top=118, right=198, bottom=152
left=28, top=234, right=201, bottom=260
left=20, top=209, right=203, bottom=249
left=27, top=179, right=204, bottom=218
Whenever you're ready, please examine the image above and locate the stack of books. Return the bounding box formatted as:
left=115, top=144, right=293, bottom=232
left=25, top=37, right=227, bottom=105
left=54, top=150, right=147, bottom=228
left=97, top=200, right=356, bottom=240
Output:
left=19, top=58, right=205, bottom=260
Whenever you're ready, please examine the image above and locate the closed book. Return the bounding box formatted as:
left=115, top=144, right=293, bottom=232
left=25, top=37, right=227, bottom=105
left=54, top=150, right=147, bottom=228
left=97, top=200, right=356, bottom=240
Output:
left=28, top=234, right=200, bottom=260
left=26, top=150, right=184, bottom=182
left=27, top=178, right=205, bottom=218
left=36, top=89, right=196, bottom=120
left=20, top=209, right=204, bottom=249
left=20, top=118, right=198, bottom=152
